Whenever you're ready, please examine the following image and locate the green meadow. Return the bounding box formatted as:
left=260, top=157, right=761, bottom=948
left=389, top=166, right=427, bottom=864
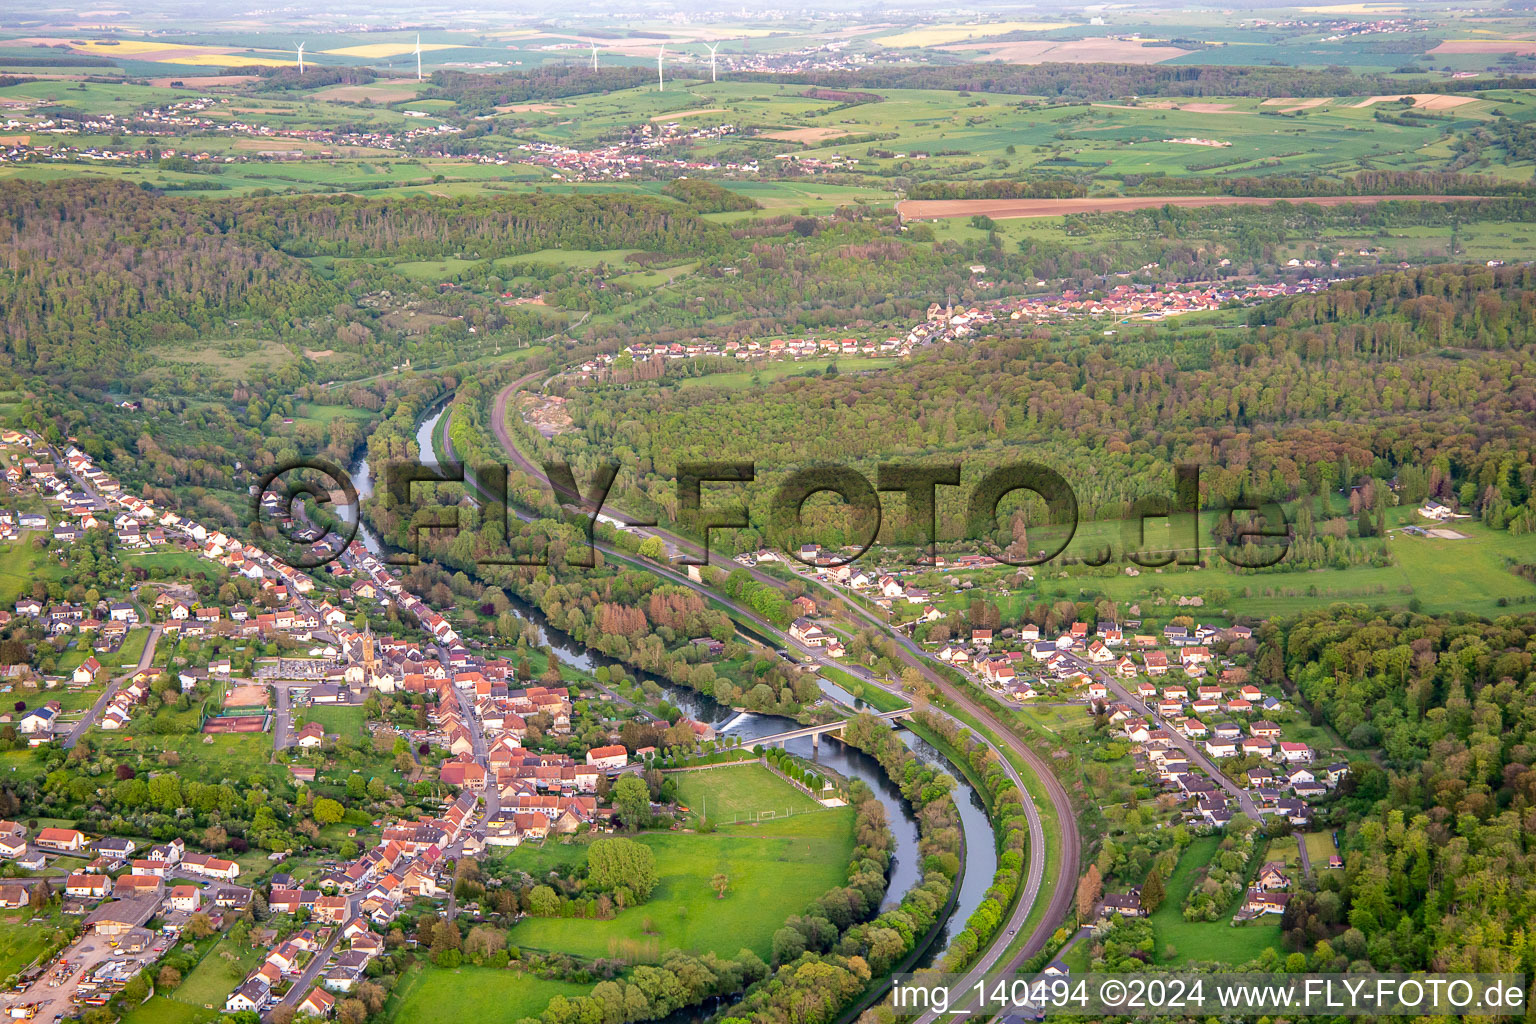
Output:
left=387, top=965, right=592, bottom=1024
left=1150, top=836, right=1282, bottom=965
left=506, top=809, right=855, bottom=962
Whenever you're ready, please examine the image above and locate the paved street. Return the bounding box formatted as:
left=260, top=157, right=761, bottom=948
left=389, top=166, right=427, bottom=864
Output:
left=1094, top=672, right=1260, bottom=817
left=63, top=625, right=163, bottom=749
left=271, top=895, right=354, bottom=1014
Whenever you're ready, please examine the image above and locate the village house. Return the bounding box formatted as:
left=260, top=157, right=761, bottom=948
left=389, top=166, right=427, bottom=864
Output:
left=35, top=826, right=86, bottom=852
left=1257, top=862, right=1291, bottom=892
left=1099, top=892, right=1144, bottom=919
left=170, top=884, right=201, bottom=912
left=65, top=873, right=112, bottom=900
left=584, top=744, right=628, bottom=770
left=1243, top=890, right=1291, bottom=916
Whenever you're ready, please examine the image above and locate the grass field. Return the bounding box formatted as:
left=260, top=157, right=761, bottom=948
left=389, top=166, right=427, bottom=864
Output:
left=168, top=932, right=266, bottom=1009
left=1263, top=835, right=1303, bottom=871
left=0, top=906, right=65, bottom=981
left=387, top=964, right=591, bottom=1024
left=1150, top=836, right=1281, bottom=965
left=1303, top=830, right=1339, bottom=868
left=933, top=508, right=1536, bottom=622
left=302, top=703, right=368, bottom=740
left=671, top=762, right=825, bottom=823
left=100, top=729, right=278, bottom=783
left=0, top=542, right=60, bottom=608
left=121, top=996, right=216, bottom=1024
left=122, top=551, right=224, bottom=581
left=507, top=810, right=854, bottom=961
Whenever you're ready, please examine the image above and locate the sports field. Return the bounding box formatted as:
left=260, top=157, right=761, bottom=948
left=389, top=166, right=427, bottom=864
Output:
left=671, top=762, right=825, bottom=823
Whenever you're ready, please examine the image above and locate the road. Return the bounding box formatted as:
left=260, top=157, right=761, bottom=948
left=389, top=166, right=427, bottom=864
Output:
left=270, top=894, right=353, bottom=1016
left=269, top=679, right=319, bottom=752
left=484, top=373, right=1082, bottom=1001
left=63, top=625, right=163, bottom=749
left=1093, top=672, right=1260, bottom=818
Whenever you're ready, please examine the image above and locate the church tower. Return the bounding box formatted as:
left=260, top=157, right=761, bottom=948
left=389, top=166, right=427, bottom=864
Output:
left=361, top=621, right=378, bottom=682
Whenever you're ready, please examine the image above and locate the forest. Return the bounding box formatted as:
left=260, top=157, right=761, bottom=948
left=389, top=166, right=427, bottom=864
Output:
left=736, top=65, right=1536, bottom=102
left=1257, top=606, right=1536, bottom=973
left=538, top=263, right=1536, bottom=547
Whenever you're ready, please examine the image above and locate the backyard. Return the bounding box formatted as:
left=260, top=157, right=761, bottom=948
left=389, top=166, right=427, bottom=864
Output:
left=1149, top=835, right=1282, bottom=966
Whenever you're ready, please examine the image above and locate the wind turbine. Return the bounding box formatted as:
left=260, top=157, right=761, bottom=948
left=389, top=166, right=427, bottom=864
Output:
left=656, top=44, right=664, bottom=92
left=588, top=38, right=599, bottom=71
left=294, top=41, right=305, bottom=74
left=707, top=42, right=719, bottom=82
left=415, top=33, right=423, bottom=81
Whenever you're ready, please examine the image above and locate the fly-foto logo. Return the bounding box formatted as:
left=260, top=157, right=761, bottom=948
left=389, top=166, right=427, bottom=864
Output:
left=254, top=457, right=1291, bottom=572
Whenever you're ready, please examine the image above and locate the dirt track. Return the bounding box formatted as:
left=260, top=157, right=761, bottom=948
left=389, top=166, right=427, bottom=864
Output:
left=897, top=194, right=1486, bottom=221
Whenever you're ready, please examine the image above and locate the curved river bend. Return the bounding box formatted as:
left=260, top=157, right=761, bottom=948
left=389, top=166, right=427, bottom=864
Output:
left=344, top=404, right=995, bottom=961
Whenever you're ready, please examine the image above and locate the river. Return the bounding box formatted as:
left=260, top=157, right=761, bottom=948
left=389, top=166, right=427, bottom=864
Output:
left=339, top=401, right=448, bottom=556
left=343, top=400, right=995, bottom=959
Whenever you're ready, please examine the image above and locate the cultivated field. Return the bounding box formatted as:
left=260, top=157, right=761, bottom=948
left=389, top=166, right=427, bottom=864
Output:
left=1429, top=39, right=1536, bottom=54
left=897, top=194, right=1484, bottom=221
left=941, top=38, right=1192, bottom=63
left=1349, top=94, right=1480, bottom=109
left=877, top=21, right=1077, bottom=48
left=761, top=126, right=854, bottom=143
left=650, top=108, right=727, bottom=122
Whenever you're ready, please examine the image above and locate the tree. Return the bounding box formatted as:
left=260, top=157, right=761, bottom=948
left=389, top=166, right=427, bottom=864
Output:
left=638, top=536, right=667, bottom=560
left=528, top=885, right=560, bottom=917
left=587, top=837, right=658, bottom=902
left=185, top=912, right=214, bottom=939
left=612, top=775, right=650, bottom=830
left=313, top=797, right=345, bottom=825
left=465, top=925, right=507, bottom=959
left=771, top=926, right=806, bottom=965
left=1139, top=868, right=1165, bottom=914
left=711, top=873, right=729, bottom=899
left=434, top=921, right=462, bottom=953
left=156, top=965, right=181, bottom=990
left=1075, top=864, right=1103, bottom=920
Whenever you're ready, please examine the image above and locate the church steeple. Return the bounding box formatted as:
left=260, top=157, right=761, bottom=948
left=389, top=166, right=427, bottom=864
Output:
left=361, top=621, right=377, bottom=680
